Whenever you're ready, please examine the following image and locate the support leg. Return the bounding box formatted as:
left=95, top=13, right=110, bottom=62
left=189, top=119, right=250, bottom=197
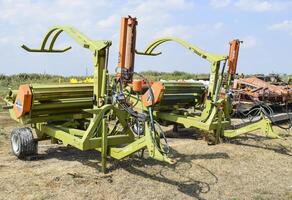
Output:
left=101, top=118, right=108, bottom=173
left=224, top=117, right=280, bottom=139
left=214, top=110, right=223, bottom=144
left=263, top=118, right=280, bottom=138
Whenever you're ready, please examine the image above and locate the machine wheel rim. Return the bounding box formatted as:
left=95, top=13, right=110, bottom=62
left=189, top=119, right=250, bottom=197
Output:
left=133, top=121, right=145, bottom=135
left=11, top=134, right=20, bottom=154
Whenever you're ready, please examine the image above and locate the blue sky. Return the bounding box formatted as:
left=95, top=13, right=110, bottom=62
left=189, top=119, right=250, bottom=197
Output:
left=0, top=0, right=291, bottom=76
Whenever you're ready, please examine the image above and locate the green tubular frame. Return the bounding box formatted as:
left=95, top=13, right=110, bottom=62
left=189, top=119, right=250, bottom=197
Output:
left=135, top=37, right=279, bottom=142
left=6, top=26, right=173, bottom=172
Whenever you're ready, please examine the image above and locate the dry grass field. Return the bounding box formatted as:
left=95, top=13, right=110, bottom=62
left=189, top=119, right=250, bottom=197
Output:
left=0, top=110, right=292, bottom=200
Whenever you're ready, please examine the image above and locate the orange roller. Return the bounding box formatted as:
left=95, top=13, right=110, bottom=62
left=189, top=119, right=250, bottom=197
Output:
left=13, top=84, right=32, bottom=118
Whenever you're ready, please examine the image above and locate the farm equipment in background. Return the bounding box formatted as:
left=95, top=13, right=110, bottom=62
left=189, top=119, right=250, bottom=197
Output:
left=232, top=76, right=292, bottom=113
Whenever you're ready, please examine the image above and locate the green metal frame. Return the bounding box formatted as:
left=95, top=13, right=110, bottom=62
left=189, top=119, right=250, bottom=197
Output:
left=5, top=26, right=173, bottom=172
left=134, top=37, right=279, bottom=142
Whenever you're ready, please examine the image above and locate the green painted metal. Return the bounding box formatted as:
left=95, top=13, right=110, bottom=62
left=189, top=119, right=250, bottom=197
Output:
left=142, top=37, right=227, bottom=62
left=137, top=37, right=226, bottom=107
left=31, top=84, right=93, bottom=100
left=134, top=37, right=279, bottom=143
left=130, top=81, right=206, bottom=111
left=5, top=26, right=173, bottom=172
left=101, top=118, right=107, bottom=173
left=159, top=82, right=205, bottom=109
left=4, top=84, right=94, bottom=123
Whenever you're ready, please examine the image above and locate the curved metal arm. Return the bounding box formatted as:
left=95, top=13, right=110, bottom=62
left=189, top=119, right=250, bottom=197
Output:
left=137, top=37, right=227, bottom=63
left=21, top=44, right=72, bottom=53
left=21, top=26, right=111, bottom=54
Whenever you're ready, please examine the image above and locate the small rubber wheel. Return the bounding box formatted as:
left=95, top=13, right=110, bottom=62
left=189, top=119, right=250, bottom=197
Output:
left=132, top=120, right=145, bottom=136
left=10, top=127, right=38, bottom=159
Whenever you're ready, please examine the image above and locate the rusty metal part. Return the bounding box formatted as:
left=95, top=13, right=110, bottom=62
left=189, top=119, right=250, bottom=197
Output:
left=125, top=17, right=137, bottom=76
left=118, top=17, right=128, bottom=69
left=117, top=16, right=137, bottom=83
left=228, top=39, right=241, bottom=75
left=233, top=76, right=292, bottom=109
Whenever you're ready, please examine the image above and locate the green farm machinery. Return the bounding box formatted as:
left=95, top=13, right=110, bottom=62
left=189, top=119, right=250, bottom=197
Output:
left=3, top=16, right=279, bottom=172
left=130, top=37, right=280, bottom=144
left=4, top=18, right=175, bottom=173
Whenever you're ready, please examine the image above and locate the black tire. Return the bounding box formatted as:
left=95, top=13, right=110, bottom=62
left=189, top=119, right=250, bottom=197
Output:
left=10, top=127, right=38, bottom=159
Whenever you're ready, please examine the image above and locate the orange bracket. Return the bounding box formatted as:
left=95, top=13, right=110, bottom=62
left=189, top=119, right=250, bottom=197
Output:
left=13, top=84, right=32, bottom=118
left=142, top=82, right=164, bottom=107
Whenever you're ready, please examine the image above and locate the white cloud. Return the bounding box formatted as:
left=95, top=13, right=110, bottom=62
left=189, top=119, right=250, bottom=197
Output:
left=155, top=22, right=225, bottom=40
left=133, top=0, right=194, bottom=13
left=268, top=20, right=292, bottom=36
left=242, top=36, right=257, bottom=48
left=155, top=25, right=205, bottom=39
left=0, top=36, right=18, bottom=44
left=269, top=20, right=292, bottom=31
left=235, top=0, right=273, bottom=12
left=0, top=0, right=198, bottom=50
left=0, top=0, right=101, bottom=22
left=97, top=15, right=120, bottom=29
left=210, top=0, right=231, bottom=8
left=214, top=22, right=224, bottom=30
left=0, top=0, right=111, bottom=46
left=129, top=0, right=194, bottom=25
left=209, top=0, right=291, bottom=12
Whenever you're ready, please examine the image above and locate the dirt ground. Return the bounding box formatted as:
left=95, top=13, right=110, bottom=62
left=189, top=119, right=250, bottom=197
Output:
left=0, top=111, right=292, bottom=200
